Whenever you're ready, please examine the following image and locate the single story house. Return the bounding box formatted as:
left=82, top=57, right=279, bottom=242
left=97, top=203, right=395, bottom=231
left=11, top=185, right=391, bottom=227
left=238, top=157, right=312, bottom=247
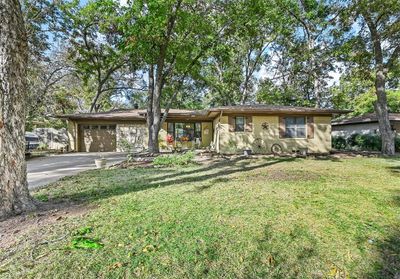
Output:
left=332, top=113, right=400, bottom=138
left=58, top=105, right=349, bottom=154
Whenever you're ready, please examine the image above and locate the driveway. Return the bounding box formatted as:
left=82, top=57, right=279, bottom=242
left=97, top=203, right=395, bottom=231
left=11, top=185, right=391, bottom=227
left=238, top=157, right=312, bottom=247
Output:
left=27, top=152, right=127, bottom=189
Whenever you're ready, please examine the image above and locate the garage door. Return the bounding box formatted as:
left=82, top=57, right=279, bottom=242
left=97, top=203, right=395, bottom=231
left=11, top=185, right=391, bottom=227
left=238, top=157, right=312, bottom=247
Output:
left=79, top=124, right=116, bottom=152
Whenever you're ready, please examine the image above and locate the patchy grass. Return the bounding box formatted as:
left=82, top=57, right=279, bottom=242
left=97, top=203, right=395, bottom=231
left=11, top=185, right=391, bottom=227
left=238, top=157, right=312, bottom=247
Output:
left=153, top=151, right=196, bottom=167
left=1, top=156, right=400, bottom=278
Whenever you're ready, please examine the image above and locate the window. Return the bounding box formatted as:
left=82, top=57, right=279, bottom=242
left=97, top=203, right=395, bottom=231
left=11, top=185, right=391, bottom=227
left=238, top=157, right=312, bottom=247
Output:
left=194, top=123, right=202, bottom=139
left=167, top=122, right=174, bottom=136
left=235, top=116, right=245, bottom=132
left=285, top=117, right=306, bottom=138
left=168, top=122, right=202, bottom=142
left=100, top=125, right=108, bottom=130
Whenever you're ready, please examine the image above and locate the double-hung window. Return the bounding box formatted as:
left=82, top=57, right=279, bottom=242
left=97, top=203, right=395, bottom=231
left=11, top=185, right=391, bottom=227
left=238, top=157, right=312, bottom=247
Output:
left=285, top=117, right=306, bottom=138
left=235, top=116, right=245, bottom=132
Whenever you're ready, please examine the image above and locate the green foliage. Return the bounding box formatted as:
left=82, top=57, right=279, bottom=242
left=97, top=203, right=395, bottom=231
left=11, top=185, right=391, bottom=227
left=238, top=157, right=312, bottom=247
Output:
left=153, top=151, right=195, bottom=167
left=35, top=194, right=49, bottom=202
left=70, top=226, right=103, bottom=249
left=70, top=237, right=104, bottom=249
left=332, top=136, right=347, bottom=150
left=333, top=134, right=400, bottom=151
left=354, top=134, right=382, bottom=151
left=332, top=75, right=400, bottom=115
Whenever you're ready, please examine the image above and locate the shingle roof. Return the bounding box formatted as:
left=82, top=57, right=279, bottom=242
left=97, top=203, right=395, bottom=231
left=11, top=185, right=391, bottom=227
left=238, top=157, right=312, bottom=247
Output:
left=209, top=104, right=350, bottom=115
left=56, top=108, right=202, bottom=120
left=332, top=113, right=400, bottom=125
left=57, top=105, right=350, bottom=121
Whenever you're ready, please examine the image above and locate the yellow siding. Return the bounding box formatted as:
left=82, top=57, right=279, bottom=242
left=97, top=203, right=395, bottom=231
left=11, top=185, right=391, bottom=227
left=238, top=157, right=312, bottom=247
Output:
left=393, top=122, right=400, bottom=135
left=159, top=122, right=168, bottom=150
left=217, top=115, right=332, bottom=154
left=201, top=122, right=213, bottom=147
left=67, top=120, right=77, bottom=151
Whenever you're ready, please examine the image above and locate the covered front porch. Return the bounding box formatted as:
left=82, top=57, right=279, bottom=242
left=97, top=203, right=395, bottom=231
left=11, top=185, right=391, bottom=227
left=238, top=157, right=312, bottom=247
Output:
left=161, top=121, right=213, bottom=150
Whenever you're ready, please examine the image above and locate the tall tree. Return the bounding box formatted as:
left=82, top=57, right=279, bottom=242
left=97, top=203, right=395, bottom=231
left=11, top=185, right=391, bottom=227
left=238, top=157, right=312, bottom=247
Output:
left=338, top=0, right=400, bottom=155
left=119, top=0, right=230, bottom=153
left=258, top=0, right=341, bottom=107
left=0, top=0, right=35, bottom=219
left=59, top=0, right=133, bottom=112
left=201, top=0, right=277, bottom=106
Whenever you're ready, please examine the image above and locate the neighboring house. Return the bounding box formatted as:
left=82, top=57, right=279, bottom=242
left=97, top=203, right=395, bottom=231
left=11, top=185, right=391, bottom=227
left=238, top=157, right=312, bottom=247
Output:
left=332, top=113, right=400, bottom=138
left=58, top=105, right=348, bottom=154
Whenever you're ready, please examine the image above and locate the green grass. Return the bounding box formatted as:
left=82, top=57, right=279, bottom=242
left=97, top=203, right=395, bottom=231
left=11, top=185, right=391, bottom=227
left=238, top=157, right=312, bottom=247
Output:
left=2, top=156, right=400, bottom=278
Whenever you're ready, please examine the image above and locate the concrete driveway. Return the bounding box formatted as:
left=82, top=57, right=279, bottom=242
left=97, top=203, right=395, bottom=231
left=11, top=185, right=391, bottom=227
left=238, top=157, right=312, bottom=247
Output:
left=27, top=152, right=127, bottom=189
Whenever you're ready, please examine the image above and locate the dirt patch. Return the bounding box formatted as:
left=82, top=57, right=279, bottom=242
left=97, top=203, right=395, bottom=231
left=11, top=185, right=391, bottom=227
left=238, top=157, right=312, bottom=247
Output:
left=0, top=201, right=93, bottom=251
left=258, top=169, right=320, bottom=182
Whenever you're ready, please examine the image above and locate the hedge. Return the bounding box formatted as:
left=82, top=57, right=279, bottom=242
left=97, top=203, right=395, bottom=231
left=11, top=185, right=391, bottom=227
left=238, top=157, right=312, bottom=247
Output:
left=332, top=134, right=400, bottom=152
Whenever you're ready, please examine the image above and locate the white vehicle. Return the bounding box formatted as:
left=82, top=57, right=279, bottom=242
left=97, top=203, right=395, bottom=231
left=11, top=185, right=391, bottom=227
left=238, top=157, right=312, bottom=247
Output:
left=25, top=132, right=40, bottom=153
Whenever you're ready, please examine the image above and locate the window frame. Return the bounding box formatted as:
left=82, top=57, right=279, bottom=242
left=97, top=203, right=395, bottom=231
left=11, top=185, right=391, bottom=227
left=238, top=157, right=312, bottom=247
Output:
left=167, top=122, right=202, bottom=142
left=234, top=116, right=245, bottom=132
left=284, top=116, right=307, bottom=139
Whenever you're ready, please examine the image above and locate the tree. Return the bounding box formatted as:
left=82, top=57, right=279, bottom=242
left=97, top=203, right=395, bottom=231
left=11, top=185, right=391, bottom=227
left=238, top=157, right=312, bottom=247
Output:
left=331, top=75, right=400, bottom=115
left=59, top=0, right=135, bottom=112
left=338, top=0, right=400, bottom=155
left=0, top=0, right=35, bottom=219
left=257, top=0, right=341, bottom=108
left=200, top=0, right=279, bottom=106
left=118, top=0, right=231, bottom=153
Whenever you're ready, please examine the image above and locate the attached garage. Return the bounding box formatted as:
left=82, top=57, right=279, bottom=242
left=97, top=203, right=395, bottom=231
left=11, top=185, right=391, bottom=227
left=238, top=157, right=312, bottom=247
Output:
left=78, top=124, right=116, bottom=152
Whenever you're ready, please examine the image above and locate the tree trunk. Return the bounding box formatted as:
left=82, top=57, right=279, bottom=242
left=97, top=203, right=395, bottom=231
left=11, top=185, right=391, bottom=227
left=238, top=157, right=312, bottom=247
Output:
left=0, top=0, right=35, bottom=219
left=374, top=68, right=395, bottom=155
left=147, top=65, right=160, bottom=153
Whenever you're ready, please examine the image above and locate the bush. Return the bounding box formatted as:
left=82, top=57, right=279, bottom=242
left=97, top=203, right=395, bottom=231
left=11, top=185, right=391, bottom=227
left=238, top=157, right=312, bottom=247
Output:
left=332, top=133, right=400, bottom=152
left=354, top=134, right=381, bottom=151
left=346, top=133, right=359, bottom=147
left=332, top=136, right=347, bottom=150
left=153, top=151, right=195, bottom=167
left=118, top=139, right=133, bottom=152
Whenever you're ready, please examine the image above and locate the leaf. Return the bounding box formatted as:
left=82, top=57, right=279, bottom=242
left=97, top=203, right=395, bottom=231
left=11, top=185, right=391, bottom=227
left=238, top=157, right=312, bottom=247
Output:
left=70, top=237, right=104, bottom=249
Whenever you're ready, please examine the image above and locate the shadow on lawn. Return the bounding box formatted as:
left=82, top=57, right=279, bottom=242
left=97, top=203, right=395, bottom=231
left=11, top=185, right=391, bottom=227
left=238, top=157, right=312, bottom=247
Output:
left=364, top=190, right=400, bottom=279
left=387, top=165, right=400, bottom=175
left=40, top=156, right=295, bottom=205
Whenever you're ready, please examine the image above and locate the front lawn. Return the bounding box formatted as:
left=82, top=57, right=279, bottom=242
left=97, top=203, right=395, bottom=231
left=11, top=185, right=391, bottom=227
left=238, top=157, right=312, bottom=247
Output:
left=1, top=156, right=400, bottom=278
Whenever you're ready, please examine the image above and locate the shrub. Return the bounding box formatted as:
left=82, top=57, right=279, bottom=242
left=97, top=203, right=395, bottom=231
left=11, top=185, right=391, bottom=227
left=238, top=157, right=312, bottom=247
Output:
left=118, top=139, right=133, bottom=152
left=354, top=134, right=381, bottom=151
left=332, top=133, right=398, bottom=152
left=153, top=151, right=195, bottom=167
left=346, top=133, right=359, bottom=147
left=332, top=136, right=347, bottom=150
